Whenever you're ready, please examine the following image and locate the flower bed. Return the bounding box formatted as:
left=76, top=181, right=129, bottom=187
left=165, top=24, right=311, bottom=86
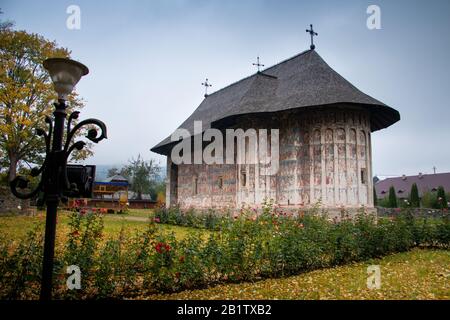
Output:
left=0, top=205, right=449, bottom=299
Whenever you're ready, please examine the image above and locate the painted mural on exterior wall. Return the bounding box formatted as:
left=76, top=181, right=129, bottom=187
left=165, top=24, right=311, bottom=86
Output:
left=166, top=107, right=373, bottom=210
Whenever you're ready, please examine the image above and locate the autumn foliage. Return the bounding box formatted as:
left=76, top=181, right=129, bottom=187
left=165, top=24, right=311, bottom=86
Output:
left=0, top=28, right=91, bottom=182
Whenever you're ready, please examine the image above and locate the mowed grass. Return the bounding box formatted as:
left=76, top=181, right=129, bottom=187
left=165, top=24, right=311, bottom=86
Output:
left=0, top=209, right=208, bottom=242
left=146, top=248, right=450, bottom=300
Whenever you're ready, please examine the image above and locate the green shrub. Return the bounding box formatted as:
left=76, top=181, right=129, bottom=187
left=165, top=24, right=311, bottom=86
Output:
left=373, top=186, right=378, bottom=206
left=422, top=191, right=438, bottom=209
left=410, top=183, right=420, bottom=208
left=0, top=225, right=43, bottom=299
left=377, top=196, right=390, bottom=208
left=388, top=186, right=398, bottom=208
left=1, top=206, right=449, bottom=299
left=153, top=206, right=226, bottom=230
left=437, top=186, right=448, bottom=209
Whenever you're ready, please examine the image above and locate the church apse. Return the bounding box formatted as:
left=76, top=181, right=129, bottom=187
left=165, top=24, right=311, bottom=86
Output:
left=275, top=107, right=372, bottom=208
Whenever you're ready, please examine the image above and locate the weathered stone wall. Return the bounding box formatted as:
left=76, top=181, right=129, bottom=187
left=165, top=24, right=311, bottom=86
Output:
left=176, top=162, right=237, bottom=209
left=0, top=186, right=33, bottom=215
left=376, top=207, right=448, bottom=218
left=166, top=105, right=374, bottom=210
left=274, top=107, right=373, bottom=208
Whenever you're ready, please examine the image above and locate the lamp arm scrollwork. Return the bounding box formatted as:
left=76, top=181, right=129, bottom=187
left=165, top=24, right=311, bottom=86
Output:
left=9, top=109, right=107, bottom=202
left=61, top=112, right=107, bottom=194
left=9, top=115, right=54, bottom=200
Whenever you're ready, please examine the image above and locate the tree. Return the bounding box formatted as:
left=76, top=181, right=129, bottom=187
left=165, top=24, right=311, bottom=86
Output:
left=107, top=167, right=119, bottom=178
left=373, top=186, right=378, bottom=206
left=437, top=186, right=448, bottom=209
left=0, top=27, right=92, bottom=181
left=123, top=154, right=161, bottom=200
left=156, top=190, right=166, bottom=206
left=150, top=180, right=166, bottom=202
left=0, top=9, right=14, bottom=31
left=409, top=183, right=420, bottom=208
left=388, top=186, right=397, bottom=208
left=421, top=191, right=438, bottom=209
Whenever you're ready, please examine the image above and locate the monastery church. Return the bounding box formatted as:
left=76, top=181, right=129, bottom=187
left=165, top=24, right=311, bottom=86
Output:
left=152, top=38, right=400, bottom=211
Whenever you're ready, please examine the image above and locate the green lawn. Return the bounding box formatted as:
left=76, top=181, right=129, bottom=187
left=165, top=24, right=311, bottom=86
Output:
left=0, top=209, right=208, bottom=242
left=145, top=248, right=450, bottom=300
left=121, top=209, right=155, bottom=219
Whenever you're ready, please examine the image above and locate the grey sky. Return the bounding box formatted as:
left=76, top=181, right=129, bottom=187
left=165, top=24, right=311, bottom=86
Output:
left=2, top=0, right=450, bottom=178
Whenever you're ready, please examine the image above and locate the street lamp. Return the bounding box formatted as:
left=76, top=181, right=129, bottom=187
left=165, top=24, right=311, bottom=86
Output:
left=9, top=58, right=107, bottom=300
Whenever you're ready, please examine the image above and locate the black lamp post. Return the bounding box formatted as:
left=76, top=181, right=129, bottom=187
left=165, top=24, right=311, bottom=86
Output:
left=9, top=58, right=107, bottom=300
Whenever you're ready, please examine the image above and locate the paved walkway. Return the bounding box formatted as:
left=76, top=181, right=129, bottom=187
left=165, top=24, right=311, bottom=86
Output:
left=107, top=215, right=151, bottom=223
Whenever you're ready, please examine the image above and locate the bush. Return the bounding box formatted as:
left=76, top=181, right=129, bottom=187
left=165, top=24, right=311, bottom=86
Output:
left=421, top=191, right=438, bottom=209
left=153, top=206, right=227, bottom=230
left=0, top=206, right=449, bottom=299
left=0, top=225, right=43, bottom=299
left=377, top=196, right=390, bottom=208
left=388, top=186, right=398, bottom=208
left=410, top=183, right=420, bottom=208
left=437, top=186, right=448, bottom=209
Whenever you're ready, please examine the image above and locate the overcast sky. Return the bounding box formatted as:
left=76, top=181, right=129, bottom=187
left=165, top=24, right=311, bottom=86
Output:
left=2, top=0, right=450, bottom=178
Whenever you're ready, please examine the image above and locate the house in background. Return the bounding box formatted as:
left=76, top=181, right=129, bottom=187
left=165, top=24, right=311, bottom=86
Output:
left=375, top=172, right=450, bottom=201
left=88, top=175, right=156, bottom=210
left=93, top=174, right=129, bottom=200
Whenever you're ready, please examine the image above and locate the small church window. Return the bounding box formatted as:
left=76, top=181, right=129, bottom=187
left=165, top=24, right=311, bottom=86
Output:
left=193, top=177, right=198, bottom=195
left=218, top=176, right=223, bottom=189
left=241, top=171, right=247, bottom=187
left=361, top=168, right=367, bottom=184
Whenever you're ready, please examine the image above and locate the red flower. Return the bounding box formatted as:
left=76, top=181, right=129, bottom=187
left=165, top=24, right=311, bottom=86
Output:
left=155, top=242, right=171, bottom=253
left=179, top=256, right=185, bottom=263
left=71, top=230, right=80, bottom=237
left=154, top=217, right=161, bottom=223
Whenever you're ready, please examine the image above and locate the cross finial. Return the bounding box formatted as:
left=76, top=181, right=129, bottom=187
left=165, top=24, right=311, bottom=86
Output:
left=306, top=24, right=318, bottom=50
left=201, top=78, right=212, bottom=97
left=252, top=56, right=265, bottom=73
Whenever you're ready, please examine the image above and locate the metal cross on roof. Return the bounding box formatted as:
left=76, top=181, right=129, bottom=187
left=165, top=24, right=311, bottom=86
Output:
left=306, top=24, right=318, bottom=50
left=252, top=56, right=265, bottom=72
left=201, top=78, right=212, bottom=97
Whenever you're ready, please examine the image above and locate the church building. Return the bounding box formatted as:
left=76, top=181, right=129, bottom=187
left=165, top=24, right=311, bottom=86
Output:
left=151, top=46, right=400, bottom=212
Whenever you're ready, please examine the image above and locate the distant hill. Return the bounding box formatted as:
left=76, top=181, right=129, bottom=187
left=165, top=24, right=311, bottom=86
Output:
left=94, top=164, right=116, bottom=182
